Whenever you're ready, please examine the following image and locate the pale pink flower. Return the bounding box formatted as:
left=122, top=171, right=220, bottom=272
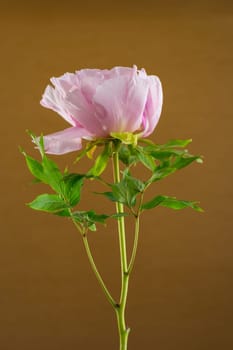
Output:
left=40, top=65, right=163, bottom=154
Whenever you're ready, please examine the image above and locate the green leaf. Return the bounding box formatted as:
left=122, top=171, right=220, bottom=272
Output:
left=163, top=139, right=192, bottom=148
left=41, top=156, right=63, bottom=193
left=122, top=170, right=145, bottom=192
left=147, top=167, right=176, bottom=184
left=85, top=210, right=109, bottom=223
left=141, top=195, right=166, bottom=210
left=111, top=183, right=129, bottom=205
left=147, top=149, right=186, bottom=160
left=97, top=191, right=118, bottom=202
left=22, top=136, right=63, bottom=193
left=23, top=153, right=45, bottom=181
left=161, top=197, right=203, bottom=211
left=88, top=143, right=110, bottom=177
left=134, top=146, right=156, bottom=171
left=61, top=173, right=84, bottom=206
left=118, top=144, right=137, bottom=166
left=72, top=210, right=109, bottom=230
left=28, top=194, right=68, bottom=213
left=172, top=155, right=203, bottom=170
left=110, top=171, right=145, bottom=207
left=142, top=195, right=203, bottom=212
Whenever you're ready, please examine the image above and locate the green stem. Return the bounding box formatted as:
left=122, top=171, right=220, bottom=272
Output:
left=82, top=233, right=117, bottom=308
left=112, top=150, right=130, bottom=350
left=71, top=218, right=116, bottom=308
left=128, top=215, right=140, bottom=275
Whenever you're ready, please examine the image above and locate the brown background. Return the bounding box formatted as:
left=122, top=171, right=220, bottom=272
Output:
left=1, top=1, right=233, bottom=349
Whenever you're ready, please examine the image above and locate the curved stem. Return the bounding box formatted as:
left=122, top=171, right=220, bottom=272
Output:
left=112, top=150, right=130, bottom=350
left=82, top=233, right=117, bottom=308
left=128, top=215, right=140, bottom=275
left=71, top=218, right=116, bottom=308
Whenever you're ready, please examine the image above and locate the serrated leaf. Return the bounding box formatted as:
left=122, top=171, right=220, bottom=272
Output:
left=41, top=156, right=63, bottom=193
left=122, top=171, right=145, bottom=193
left=138, top=153, right=155, bottom=171
left=141, top=195, right=166, bottom=210
left=97, top=191, right=118, bottom=202
left=161, top=197, right=203, bottom=212
left=86, top=210, right=109, bottom=223
left=164, top=139, right=192, bottom=148
left=111, top=183, right=129, bottom=205
left=54, top=209, right=71, bottom=217
left=147, top=167, right=176, bottom=184
left=172, top=155, right=202, bottom=170
left=23, top=153, right=45, bottom=180
left=118, top=144, right=137, bottom=166
left=22, top=150, right=63, bottom=193
left=110, top=172, right=145, bottom=207
left=142, top=195, right=203, bottom=212
left=72, top=210, right=109, bottom=230
left=28, top=194, right=68, bottom=212
left=147, top=149, right=186, bottom=160
left=61, top=173, right=84, bottom=206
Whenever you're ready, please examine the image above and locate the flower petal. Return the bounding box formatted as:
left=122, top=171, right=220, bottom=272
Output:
left=65, top=88, right=105, bottom=135
left=42, top=127, right=92, bottom=155
left=40, top=85, right=77, bottom=126
left=93, top=72, right=149, bottom=134
left=50, top=73, right=79, bottom=97
left=141, top=76, right=163, bottom=137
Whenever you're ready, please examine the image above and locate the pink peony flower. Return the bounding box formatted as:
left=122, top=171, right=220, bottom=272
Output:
left=40, top=65, right=163, bottom=154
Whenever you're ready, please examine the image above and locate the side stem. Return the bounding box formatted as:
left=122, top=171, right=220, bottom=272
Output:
left=128, top=215, right=140, bottom=275
left=71, top=218, right=116, bottom=308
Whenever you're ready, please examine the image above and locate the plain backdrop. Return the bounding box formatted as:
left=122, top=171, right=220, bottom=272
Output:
left=0, top=1, right=233, bottom=349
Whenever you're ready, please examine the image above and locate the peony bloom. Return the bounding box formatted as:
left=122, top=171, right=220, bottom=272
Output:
left=40, top=65, right=163, bottom=154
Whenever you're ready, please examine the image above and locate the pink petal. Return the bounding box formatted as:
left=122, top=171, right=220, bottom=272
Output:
left=93, top=73, right=149, bottom=134
left=42, top=127, right=92, bottom=155
left=141, top=76, right=163, bottom=137
left=40, top=86, right=77, bottom=126
left=76, top=69, right=106, bottom=104
left=108, top=65, right=137, bottom=79
left=65, top=88, right=105, bottom=135
left=50, top=73, right=79, bottom=97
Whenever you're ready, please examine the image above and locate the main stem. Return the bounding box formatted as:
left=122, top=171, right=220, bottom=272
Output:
left=112, top=150, right=130, bottom=350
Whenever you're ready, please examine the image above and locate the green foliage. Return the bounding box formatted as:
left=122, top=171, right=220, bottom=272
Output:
left=22, top=133, right=63, bottom=193
left=72, top=210, right=110, bottom=231
left=60, top=173, right=84, bottom=206
left=163, top=139, right=193, bottom=148
left=118, top=144, right=137, bottom=166
left=88, top=143, right=111, bottom=177
left=139, top=139, right=203, bottom=185
left=133, top=146, right=156, bottom=171
left=99, top=170, right=145, bottom=208
left=28, top=194, right=69, bottom=213
left=21, top=134, right=114, bottom=233
left=22, top=133, right=203, bottom=233
left=142, top=195, right=203, bottom=212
